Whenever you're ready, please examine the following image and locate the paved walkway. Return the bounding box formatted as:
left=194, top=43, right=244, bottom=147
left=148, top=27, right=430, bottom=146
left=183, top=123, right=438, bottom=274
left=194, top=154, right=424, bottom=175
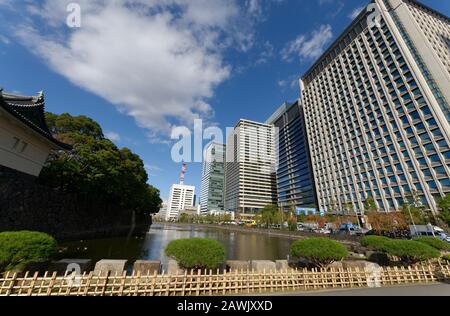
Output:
left=266, top=283, right=450, bottom=296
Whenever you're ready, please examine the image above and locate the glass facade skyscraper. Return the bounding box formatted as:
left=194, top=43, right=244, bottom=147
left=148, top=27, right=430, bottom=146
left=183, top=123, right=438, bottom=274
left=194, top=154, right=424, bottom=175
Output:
left=200, top=142, right=226, bottom=214
left=301, top=0, right=450, bottom=215
left=267, top=101, right=318, bottom=212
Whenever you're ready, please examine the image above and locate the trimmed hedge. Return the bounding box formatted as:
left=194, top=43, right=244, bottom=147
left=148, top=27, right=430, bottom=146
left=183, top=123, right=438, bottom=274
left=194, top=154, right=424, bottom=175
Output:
left=413, top=237, right=450, bottom=251
left=165, top=238, right=225, bottom=270
left=383, top=240, right=440, bottom=264
left=361, top=236, right=392, bottom=251
left=290, top=237, right=348, bottom=268
left=0, top=231, right=57, bottom=272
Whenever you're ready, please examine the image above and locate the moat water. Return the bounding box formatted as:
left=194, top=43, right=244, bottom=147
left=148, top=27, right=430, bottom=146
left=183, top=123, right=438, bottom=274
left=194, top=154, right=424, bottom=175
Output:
left=58, top=223, right=292, bottom=270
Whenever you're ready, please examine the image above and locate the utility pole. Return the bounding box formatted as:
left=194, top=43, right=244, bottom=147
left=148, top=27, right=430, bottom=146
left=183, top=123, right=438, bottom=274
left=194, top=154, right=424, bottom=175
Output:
left=404, top=198, right=418, bottom=237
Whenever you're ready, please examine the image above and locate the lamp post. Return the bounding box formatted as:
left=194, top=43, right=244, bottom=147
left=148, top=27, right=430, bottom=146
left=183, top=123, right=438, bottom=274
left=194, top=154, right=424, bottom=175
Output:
left=404, top=198, right=418, bottom=237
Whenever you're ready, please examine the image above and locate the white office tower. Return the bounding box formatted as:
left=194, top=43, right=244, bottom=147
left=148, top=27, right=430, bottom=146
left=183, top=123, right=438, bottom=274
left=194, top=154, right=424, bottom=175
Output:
left=156, top=200, right=168, bottom=219
left=166, top=184, right=195, bottom=220
left=225, top=119, right=278, bottom=214
left=300, top=0, right=450, bottom=215
left=200, top=142, right=226, bottom=215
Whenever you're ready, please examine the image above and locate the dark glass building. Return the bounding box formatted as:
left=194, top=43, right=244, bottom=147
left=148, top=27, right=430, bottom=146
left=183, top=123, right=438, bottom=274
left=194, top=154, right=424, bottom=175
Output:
left=267, top=101, right=318, bottom=212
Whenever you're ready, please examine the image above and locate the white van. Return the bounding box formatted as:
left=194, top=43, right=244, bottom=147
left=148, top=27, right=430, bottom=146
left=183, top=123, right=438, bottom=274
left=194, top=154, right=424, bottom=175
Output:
left=410, top=224, right=448, bottom=241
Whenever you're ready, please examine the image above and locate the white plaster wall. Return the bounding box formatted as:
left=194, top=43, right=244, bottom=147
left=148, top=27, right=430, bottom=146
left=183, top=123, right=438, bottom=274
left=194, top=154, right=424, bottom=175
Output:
left=0, top=111, right=53, bottom=176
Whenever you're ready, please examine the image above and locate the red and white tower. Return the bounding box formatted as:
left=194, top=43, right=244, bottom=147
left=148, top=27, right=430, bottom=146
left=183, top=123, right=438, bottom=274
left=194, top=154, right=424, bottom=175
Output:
left=179, top=162, right=187, bottom=185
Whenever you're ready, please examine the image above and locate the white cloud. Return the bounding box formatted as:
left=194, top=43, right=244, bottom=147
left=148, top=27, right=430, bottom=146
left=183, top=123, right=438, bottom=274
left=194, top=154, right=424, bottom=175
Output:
left=0, top=35, right=10, bottom=45
left=277, top=75, right=299, bottom=91
left=247, top=0, right=261, bottom=14
left=348, top=5, right=365, bottom=20
left=256, top=41, right=274, bottom=64
left=7, top=0, right=259, bottom=141
left=245, top=0, right=286, bottom=23
left=281, top=24, right=333, bottom=62
left=145, top=164, right=163, bottom=172
left=105, top=131, right=121, bottom=142
left=277, top=80, right=287, bottom=87
left=145, top=164, right=163, bottom=177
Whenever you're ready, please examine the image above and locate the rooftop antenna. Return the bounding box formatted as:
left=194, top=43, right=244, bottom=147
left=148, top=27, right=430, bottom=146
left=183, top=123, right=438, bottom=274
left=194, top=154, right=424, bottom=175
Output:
left=179, top=161, right=187, bottom=185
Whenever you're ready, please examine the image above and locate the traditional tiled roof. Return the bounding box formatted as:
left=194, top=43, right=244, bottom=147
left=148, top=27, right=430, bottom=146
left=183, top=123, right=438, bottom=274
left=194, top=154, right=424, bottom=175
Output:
left=0, top=88, right=72, bottom=150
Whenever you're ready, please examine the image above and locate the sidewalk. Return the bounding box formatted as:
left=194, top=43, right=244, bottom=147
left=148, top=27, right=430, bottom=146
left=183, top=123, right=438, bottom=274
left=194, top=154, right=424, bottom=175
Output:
left=264, top=283, right=450, bottom=296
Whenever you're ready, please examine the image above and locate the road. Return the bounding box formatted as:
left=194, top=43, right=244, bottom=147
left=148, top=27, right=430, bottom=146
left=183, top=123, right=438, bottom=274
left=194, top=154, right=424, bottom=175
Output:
left=267, top=283, right=450, bottom=296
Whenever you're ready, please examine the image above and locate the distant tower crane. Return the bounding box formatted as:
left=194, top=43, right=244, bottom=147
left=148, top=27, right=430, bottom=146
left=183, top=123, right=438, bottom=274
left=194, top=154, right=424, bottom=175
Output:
left=179, top=162, right=187, bottom=185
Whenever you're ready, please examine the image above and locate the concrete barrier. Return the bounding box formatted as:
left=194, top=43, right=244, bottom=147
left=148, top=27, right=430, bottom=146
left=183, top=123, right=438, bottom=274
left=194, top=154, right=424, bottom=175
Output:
left=341, top=260, right=380, bottom=270
left=328, top=261, right=344, bottom=269
left=167, top=260, right=184, bottom=275
left=339, top=261, right=382, bottom=288
left=226, top=260, right=250, bottom=271
left=93, top=260, right=127, bottom=276
left=251, top=260, right=276, bottom=272
left=48, top=259, right=93, bottom=275
left=133, top=260, right=161, bottom=275
left=275, top=260, right=289, bottom=271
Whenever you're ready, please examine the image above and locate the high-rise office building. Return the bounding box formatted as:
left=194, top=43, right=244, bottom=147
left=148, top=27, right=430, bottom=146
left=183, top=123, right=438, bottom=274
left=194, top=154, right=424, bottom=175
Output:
left=200, top=142, right=226, bottom=215
left=267, top=100, right=318, bottom=212
left=300, top=0, right=450, bottom=215
left=225, top=119, right=277, bottom=213
left=166, top=184, right=195, bottom=220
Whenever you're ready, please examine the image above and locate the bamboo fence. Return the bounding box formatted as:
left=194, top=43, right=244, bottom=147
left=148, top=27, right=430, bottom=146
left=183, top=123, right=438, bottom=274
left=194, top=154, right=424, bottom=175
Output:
left=0, top=263, right=449, bottom=296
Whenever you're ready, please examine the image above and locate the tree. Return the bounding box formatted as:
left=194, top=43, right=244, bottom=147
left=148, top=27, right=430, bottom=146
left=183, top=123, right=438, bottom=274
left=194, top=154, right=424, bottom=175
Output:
left=364, top=196, right=377, bottom=214
left=165, top=238, right=225, bottom=270
left=179, top=213, right=189, bottom=223
left=0, top=231, right=57, bottom=272
left=223, top=214, right=232, bottom=222
left=290, top=238, right=348, bottom=268
left=383, top=240, right=440, bottom=265
left=39, top=113, right=162, bottom=217
left=437, top=194, right=450, bottom=227
left=260, top=205, right=280, bottom=228
left=287, top=214, right=297, bottom=231
left=342, top=202, right=353, bottom=216
left=361, top=236, right=392, bottom=252
left=401, top=203, right=426, bottom=225
left=305, top=215, right=327, bottom=228
left=413, top=237, right=450, bottom=251
left=402, top=190, right=436, bottom=225
left=367, top=212, right=408, bottom=236
left=146, top=186, right=163, bottom=214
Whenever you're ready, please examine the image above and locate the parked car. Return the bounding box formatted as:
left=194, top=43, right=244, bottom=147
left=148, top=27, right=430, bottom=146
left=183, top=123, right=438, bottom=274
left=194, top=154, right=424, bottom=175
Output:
left=337, top=223, right=364, bottom=236
left=314, top=228, right=331, bottom=235
left=437, top=233, right=450, bottom=243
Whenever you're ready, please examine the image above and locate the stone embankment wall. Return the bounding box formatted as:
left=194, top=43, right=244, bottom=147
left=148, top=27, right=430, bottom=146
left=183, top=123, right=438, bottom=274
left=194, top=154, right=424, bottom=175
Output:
left=0, top=166, right=151, bottom=240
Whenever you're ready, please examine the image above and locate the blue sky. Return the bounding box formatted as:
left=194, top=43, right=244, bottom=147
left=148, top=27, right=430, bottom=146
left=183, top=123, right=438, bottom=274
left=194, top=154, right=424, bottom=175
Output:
left=0, top=0, right=449, bottom=201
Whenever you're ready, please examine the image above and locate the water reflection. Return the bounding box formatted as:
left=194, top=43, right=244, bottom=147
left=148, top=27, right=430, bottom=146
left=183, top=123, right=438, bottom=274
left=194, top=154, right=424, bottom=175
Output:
left=59, top=224, right=292, bottom=269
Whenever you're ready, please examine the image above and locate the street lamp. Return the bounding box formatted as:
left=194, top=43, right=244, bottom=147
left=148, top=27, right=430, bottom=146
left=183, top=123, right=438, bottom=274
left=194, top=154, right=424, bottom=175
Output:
left=404, top=198, right=418, bottom=237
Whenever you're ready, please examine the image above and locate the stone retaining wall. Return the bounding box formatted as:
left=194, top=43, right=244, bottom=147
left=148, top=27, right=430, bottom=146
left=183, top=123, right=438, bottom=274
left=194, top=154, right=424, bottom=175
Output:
left=0, top=165, right=151, bottom=240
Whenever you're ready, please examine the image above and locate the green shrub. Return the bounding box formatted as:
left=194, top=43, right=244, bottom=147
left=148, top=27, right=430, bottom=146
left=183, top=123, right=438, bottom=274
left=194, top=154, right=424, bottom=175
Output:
left=361, top=236, right=392, bottom=251
left=383, top=240, right=440, bottom=264
left=413, top=237, right=450, bottom=251
left=0, top=231, right=57, bottom=272
left=290, top=238, right=348, bottom=268
left=442, top=254, right=450, bottom=262
left=165, top=238, right=225, bottom=270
